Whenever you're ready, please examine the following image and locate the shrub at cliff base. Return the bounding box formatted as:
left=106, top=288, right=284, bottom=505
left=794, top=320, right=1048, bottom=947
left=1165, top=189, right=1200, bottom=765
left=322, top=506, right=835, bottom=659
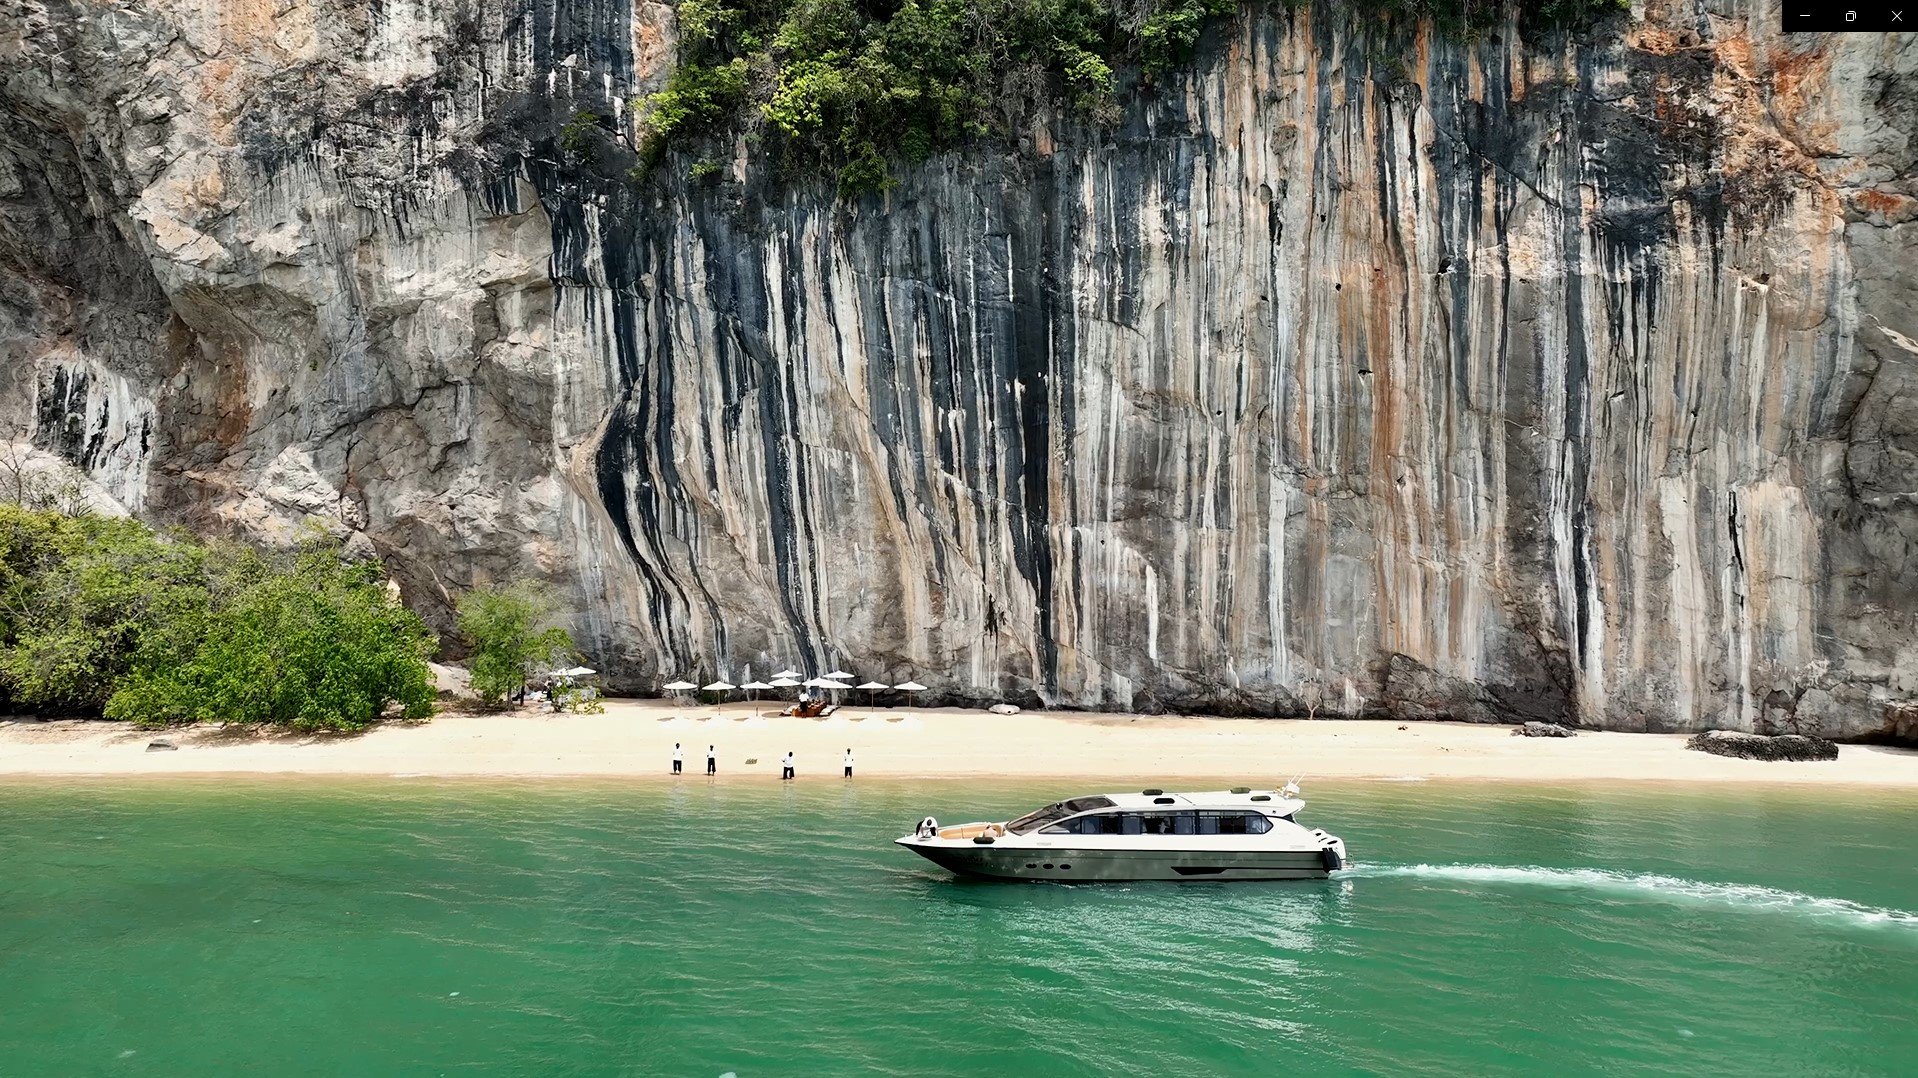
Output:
left=107, top=545, right=439, bottom=730
left=0, top=505, right=437, bottom=731
left=0, top=507, right=208, bottom=714
left=455, top=584, right=577, bottom=707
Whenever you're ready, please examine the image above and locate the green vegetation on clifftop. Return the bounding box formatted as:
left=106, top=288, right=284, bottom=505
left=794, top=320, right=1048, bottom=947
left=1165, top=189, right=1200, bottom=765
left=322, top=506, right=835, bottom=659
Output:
left=635, top=0, right=1628, bottom=194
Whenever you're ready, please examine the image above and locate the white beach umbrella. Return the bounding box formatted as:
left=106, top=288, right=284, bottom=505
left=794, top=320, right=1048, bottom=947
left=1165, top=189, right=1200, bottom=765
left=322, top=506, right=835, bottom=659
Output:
left=701, top=680, right=737, bottom=718
left=822, top=670, right=853, bottom=706
left=803, top=676, right=852, bottom=709
left=767, top=675, right=803, bottom=714
left=893, top=681, right=927, bottom=712
left=856, top=680, right=889, bottom=716
left=663, top=679, right=698, bottom=716
left=539, top=667, right=597, bottom=714
left=772, top=669, right=802, bottom=679
left=739, top=680, right=773, bottom=713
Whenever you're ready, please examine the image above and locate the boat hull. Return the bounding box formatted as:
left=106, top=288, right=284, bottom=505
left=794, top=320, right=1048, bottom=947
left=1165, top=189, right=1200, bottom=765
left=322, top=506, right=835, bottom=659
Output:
left=896, top=840, right=1339, bottom=882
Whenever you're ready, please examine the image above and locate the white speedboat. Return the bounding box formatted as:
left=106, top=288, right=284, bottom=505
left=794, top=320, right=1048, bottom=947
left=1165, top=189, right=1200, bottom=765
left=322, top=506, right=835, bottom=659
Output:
left=895, top=786, right=1348, bottom=882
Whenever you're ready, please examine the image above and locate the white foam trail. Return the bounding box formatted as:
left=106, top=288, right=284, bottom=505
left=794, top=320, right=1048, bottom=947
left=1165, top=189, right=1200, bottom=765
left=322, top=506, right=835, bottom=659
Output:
left=1340, top=863, right=1918, bottom=930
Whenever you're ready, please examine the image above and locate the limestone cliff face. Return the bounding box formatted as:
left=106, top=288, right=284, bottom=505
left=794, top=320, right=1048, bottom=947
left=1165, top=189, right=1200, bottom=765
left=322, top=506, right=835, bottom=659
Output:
left=2, top=0, right=1913, bottom=738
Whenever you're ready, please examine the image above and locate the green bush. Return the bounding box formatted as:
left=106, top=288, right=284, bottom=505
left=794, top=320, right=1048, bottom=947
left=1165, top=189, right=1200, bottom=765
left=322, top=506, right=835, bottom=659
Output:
left=107, top=542, right=438, bottom=731
left=553, top=681, right=606, bottom=714
left=635, top=0, right=1627, bottom=194
left=640, top=0, right=1122, bottom=194
left=0, top=505, right=439, bottom=731
left=1136, top=0, right=1236, bottom=72
left=559, top=109, right=606, bottom=155
left=455, top=584, right=577, bottom=707
left=0, top=508, right=206, bottom=713
left=639, top=58, right=751, bottom=144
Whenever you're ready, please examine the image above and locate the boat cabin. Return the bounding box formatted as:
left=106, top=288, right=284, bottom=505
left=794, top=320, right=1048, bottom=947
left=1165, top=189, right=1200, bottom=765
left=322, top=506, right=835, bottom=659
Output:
left=1005, top=790, right=1306, bottom=835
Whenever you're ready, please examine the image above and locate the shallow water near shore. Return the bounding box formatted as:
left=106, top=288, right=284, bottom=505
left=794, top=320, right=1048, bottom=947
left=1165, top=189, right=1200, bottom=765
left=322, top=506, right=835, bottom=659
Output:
left=2, top=779, right=1914, bottom=1075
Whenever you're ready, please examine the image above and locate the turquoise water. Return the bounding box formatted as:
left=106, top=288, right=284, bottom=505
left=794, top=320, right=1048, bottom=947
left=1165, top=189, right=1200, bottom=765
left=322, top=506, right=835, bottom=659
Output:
left=2, top=779, right=1914, bottom=1075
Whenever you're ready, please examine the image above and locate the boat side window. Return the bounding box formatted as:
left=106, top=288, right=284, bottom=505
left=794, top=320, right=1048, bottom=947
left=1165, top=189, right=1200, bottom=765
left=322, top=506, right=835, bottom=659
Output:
left=1141, top=812, right=1197, bottom=836
left=1009, top=796, right=1116, bottom=834
left=1119, top=814, right=1144, bottom=836
left=1009, top=801, right=1072, bottom=833
left=1197, top=812, right=1273, bottom=835
left=1043, top=813, right=1115, bottom=835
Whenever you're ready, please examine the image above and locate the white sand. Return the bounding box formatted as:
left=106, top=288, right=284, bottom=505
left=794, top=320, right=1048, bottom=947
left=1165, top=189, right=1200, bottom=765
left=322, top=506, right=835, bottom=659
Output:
left=2, top=701, right=1914, bottom=785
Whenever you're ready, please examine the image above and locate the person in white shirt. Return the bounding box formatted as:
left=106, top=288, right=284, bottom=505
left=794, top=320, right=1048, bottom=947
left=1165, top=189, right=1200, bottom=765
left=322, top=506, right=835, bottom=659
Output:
left=705, top=744, right=717, bottom=776
left=843, top=748, right=854, bottom=778
left=671, top=742, right=683, bottom=775
left=781, top=751, right=795, bottom=781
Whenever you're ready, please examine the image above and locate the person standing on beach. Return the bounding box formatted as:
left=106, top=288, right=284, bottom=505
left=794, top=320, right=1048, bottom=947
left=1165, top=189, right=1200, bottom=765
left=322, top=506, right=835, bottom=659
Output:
left=781, top=751, right=795, bottom=781
left=706, top=744, right=717, bottom=776
left=843, top=748, right=854, bottom=778
left=672, top=743, right=683, bottom=775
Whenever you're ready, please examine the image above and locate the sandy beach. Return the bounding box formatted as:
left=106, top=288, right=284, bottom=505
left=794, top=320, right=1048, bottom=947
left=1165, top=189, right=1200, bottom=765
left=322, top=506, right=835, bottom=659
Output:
left=2, top=701, right=1916, bottom=785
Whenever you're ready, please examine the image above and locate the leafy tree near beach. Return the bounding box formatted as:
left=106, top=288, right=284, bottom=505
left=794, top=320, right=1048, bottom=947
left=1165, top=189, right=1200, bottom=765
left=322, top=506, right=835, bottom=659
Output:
left=456, top=584, right=577, bottom=707
left=106, top=538, right=439, bottom=731
left=0, top=507, right=207, bottom=713
left=0, top=505, right=438, bottom=731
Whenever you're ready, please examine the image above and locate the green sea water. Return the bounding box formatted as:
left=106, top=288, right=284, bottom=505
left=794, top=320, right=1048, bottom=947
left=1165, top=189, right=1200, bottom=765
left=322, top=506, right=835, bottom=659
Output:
left=2, top=778, right=1914, bottom=1076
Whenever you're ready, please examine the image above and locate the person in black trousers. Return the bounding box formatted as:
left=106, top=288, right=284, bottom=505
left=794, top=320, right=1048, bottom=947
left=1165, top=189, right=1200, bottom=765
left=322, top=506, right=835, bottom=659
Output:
left=706, top=745, right=717, bottom=775
left=781, top=751, right=795, bottom=780
left=671, top=742, right=683, bottom=775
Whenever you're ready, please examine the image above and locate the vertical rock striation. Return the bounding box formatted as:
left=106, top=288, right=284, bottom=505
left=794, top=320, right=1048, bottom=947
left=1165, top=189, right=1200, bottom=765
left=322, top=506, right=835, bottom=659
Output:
left=1, top=0, right=1912, bottom=738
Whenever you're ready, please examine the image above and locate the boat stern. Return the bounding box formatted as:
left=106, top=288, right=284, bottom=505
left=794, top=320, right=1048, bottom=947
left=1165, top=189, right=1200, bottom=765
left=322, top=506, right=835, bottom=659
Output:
left=1312, top=829, right=1348, bottom=871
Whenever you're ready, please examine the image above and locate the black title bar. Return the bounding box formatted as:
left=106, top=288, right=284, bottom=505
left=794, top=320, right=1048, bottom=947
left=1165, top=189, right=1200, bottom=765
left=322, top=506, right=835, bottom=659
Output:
left=1782, top=2, right=1911, bottom=31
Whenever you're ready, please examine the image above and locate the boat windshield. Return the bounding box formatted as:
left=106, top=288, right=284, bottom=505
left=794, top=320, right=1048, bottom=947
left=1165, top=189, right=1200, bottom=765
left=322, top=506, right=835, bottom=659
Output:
left=1006, top=796, right=1116, bottom=834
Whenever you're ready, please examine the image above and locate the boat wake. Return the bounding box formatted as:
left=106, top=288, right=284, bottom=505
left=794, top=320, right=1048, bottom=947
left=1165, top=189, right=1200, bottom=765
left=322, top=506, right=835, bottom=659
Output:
left=1339, top=863, right=1918, bottom=930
